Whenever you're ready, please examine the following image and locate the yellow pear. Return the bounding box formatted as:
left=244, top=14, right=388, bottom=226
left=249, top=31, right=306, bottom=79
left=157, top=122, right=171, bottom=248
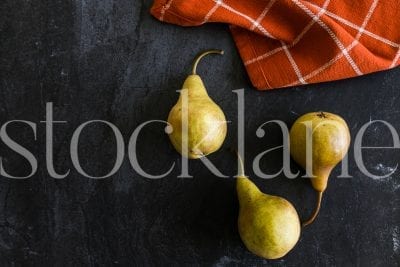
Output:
left=236, top=153, right=301, bottom=259
left=289, top=111, right=350, bottom=226
left=167, top=50, right=227, bottom=159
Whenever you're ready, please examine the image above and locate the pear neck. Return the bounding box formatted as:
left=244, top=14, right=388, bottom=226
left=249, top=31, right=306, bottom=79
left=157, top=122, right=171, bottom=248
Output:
left=180, top=49, right=223, bottom=98
left=237, top=177, right=262, bottom=205
left=311, top=167, right=333, bottom=192
left=181, top=75, right=208, bottom=98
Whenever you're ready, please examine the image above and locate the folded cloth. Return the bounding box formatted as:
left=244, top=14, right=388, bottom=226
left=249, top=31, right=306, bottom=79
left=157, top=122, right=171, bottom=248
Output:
left=150, top=0, right=400, bottom=90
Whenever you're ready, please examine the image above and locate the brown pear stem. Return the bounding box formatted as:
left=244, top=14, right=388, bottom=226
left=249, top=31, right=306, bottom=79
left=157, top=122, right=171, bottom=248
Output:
left=231, top=148, right=246, bottom=177
left=302, top=191, right=323, bottom=227
left=192, top=49, right=224, bottom=75
left=236, top=151, right=246, bottom=178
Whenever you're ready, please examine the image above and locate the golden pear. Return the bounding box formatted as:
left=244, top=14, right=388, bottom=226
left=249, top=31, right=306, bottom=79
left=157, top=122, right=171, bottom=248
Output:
left=167, top=50, right=227, bottom=159
left=290, top=111, right=350, bottom=226
left=236, top=153, right=301, bottom=259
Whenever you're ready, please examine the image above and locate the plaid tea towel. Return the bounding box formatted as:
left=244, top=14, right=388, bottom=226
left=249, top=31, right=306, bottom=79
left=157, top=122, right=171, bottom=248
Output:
left=151, top=0, right=400, bottom=90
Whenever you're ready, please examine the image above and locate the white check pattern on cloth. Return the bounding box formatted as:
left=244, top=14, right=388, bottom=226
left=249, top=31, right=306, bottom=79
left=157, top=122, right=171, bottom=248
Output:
left=278, top=0, right=331, bottom=85
left=281, top=41, right=306, bottom=84
left=250, top=0, right=278, bottom=31
left=309, top=2, right=400, bottom=48
left=285, top=0, right=380, bottom=86
left=292, top=0, right=363, bottom=76
left=203, top=0, right=222, bottom=23
left=246, top=0, right=400, bottom=67
left=392, top=49, right=400, bottom=68
left=245, top=0, right=330, bottom=66
left=211, top=0, right=276, bottom=39
left=159, top=0, right=399, bottom=88
left=308, top=2, right=400, bottom=69
left=242, top=0, right=398, bottom=87
left=159, top=0, right=174, bottom=21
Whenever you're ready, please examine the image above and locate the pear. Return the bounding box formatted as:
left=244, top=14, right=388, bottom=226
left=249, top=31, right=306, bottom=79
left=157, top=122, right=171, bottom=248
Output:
left=290, top=111, right=350, bottom=226
left=167, top=50, right=227, bottom=159
left=236, top=153, right=301, bottom=259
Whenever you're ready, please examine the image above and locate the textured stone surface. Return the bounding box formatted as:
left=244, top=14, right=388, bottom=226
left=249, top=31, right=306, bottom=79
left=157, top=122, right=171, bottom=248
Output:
left=0, top=0, right=399, bottom=265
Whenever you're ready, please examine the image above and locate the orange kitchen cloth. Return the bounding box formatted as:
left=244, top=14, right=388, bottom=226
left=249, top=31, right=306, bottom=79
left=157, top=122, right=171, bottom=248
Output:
left=150, top=0, right=400, bottom=90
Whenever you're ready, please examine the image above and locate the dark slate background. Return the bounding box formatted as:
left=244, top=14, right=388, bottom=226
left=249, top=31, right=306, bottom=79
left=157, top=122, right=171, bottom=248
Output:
left=1, top=0, right=400, bottom=266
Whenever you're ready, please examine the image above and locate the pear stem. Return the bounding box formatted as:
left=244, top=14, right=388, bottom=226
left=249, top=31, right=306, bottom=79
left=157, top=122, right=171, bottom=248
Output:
left=232, top=149, right=246, bottom=177
left=192, top=49, right=224, bottom=75
left=302, top=191, right=323, bottom=227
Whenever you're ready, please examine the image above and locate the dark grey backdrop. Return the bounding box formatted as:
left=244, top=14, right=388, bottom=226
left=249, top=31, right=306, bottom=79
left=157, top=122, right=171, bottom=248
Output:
left=1, top=0, right=399, bottom=266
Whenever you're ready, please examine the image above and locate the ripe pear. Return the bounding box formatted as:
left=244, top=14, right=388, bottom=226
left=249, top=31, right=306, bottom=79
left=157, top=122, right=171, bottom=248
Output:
left=290, top=111, right=350, bottom=226
left=167, top=50, right=227, bottom=159
left=236, top=153, right=301, bottom=259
